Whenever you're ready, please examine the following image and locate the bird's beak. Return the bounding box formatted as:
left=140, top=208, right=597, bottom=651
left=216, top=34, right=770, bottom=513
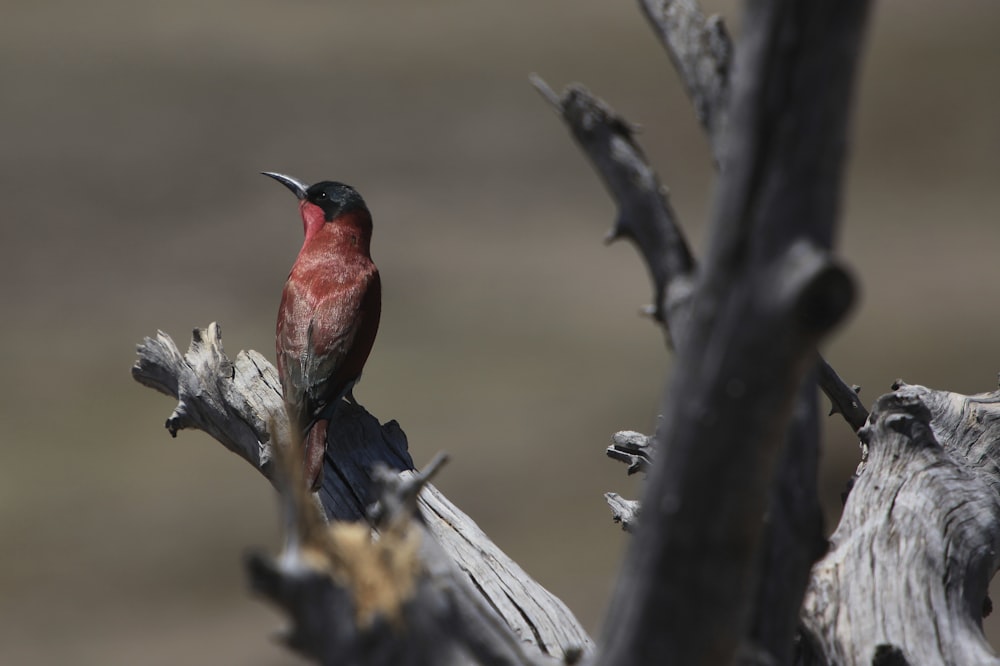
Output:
left=261, top=171, right=309, bottom=200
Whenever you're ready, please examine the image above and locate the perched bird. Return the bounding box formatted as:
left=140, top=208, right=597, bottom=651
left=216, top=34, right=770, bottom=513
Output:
left=263, top=172, right=381, bottom=491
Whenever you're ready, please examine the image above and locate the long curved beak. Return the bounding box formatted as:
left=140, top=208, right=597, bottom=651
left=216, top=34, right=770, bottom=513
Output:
left=261, top=171, right=309, bottom=200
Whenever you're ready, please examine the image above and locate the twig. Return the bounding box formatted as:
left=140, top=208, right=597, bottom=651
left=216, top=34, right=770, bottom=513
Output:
left=532, top=76, right=695, bottom=336
left=817, top=357, right=868, bottom=431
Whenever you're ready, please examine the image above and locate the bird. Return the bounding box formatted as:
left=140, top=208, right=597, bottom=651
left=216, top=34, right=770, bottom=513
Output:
left=262, top=171, right=382, bottom=491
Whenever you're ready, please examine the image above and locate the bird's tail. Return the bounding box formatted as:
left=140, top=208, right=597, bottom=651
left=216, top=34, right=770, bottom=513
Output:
left=303, top=419, right=329, bottom=492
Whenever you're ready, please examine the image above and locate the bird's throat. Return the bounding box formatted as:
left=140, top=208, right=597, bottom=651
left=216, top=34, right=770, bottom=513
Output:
left=299, top=201, right=328, bottom=241
left=299, top=216, right=373, bottom=260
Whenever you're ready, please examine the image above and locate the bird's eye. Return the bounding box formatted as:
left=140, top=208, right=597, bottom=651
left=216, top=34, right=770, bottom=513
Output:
left=315, top=191, right=328, bottom=201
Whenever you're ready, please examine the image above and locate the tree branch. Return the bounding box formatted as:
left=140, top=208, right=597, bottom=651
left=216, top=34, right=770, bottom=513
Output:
left=132, top=324, right=285, bottom=481
left=132, top=324, right=593, bottom=661
left=248, top=450, right=554, bottom=666
left=533, top=77, right=864, bottom=435
left=638, top=0, right=732, bottom=147
left=536, top=8, right=868, bottom=658
left=594, top=1, right=869, bottom=663
left=801, top=383, right=1000, bottom=665
left=817, top=356, right=868, bottom=431
left=531, top=76, right=694, bottom=333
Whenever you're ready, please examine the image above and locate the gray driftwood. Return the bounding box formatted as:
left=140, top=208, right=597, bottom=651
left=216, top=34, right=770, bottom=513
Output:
left=132, top=324, right=592, bottom=663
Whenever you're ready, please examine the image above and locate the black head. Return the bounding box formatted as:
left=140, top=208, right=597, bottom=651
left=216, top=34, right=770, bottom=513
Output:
left=304, top=181, right=367, bottom=221
left=261, top=172, right=368, bottom=221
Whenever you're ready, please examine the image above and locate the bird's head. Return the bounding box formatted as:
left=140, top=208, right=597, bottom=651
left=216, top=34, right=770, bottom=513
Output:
left=262, top=172, right=370, bottom=242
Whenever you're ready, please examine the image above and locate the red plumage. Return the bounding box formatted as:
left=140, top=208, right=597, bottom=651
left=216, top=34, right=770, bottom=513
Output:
left=266, top=173, right=381, bottom=490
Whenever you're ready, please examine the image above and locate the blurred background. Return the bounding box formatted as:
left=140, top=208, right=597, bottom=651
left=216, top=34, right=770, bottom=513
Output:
left=2, top=0, right=999, bottom=663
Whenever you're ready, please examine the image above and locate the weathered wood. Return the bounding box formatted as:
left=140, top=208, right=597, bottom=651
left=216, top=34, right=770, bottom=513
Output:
left=133, top=325, right=288, bottom=480
left=132, top=324, right=593, bottom=662
left=637, top=0, right=732, bottom=147
left=800, top=383, right=1000, bottom=665
left=248, top=450, right=556, bottom=666
left=536, top=71, right=828, bottom=666
left=590, top=0, right=869, bottom=662
left=536, top=2, right=869, bottom=662
left=603, top=493, right=640, bottom=534
left=605, top=430, right=654, bottom=475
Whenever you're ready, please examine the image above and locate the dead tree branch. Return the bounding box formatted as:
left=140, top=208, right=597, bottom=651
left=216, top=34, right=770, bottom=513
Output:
left=588, top=0, right=870, bottom=663
left=605, top=430, right=655, bottom=475
left=603, top=493, right=640, bottom=534
left=531, top=77, right=694, bottom=339
left=132, top=324, right=593, bottom=662
left=531, top=78, right=867, bottom=434
left=818, top=357, right=867, bottom=432
left=537, top=2, right=870, bottom=662
left=247, top=451, right=552, bottom=666
left=801, top=383, right=1000, bottom=665
left=638, top=0, right=732, bottom=147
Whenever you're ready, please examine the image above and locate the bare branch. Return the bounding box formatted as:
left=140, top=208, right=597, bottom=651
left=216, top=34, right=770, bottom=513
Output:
left=534, top=77, right=862, bottom=438
left=532, top=76, right=695, bottom=332
left=638, top=0, right=732, bottom=145
left=597, top=1, right=870, bottom=663
left=817, top=357, right=868, bottom=431
left=133, top=325, right=593, bottom=661
left=537, top=8, right=869, bottom=659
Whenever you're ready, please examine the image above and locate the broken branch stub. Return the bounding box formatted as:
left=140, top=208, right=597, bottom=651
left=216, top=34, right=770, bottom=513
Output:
left=132, top=323, right=284, bottom=479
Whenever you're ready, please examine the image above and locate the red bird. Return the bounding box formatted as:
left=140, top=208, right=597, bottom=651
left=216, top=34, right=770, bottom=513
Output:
left=263, top=172, right=381, bottom=491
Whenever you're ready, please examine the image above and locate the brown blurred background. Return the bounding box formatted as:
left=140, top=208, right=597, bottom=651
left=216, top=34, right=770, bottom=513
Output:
left=2, top=0, right=999, bottom=663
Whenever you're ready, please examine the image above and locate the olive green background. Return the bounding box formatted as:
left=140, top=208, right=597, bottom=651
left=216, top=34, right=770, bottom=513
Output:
left=2, top=1, right=999, bottom=663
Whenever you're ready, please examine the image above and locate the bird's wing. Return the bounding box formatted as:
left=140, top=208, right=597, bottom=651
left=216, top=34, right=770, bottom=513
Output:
left=277, top=266, right=380, bottom=430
